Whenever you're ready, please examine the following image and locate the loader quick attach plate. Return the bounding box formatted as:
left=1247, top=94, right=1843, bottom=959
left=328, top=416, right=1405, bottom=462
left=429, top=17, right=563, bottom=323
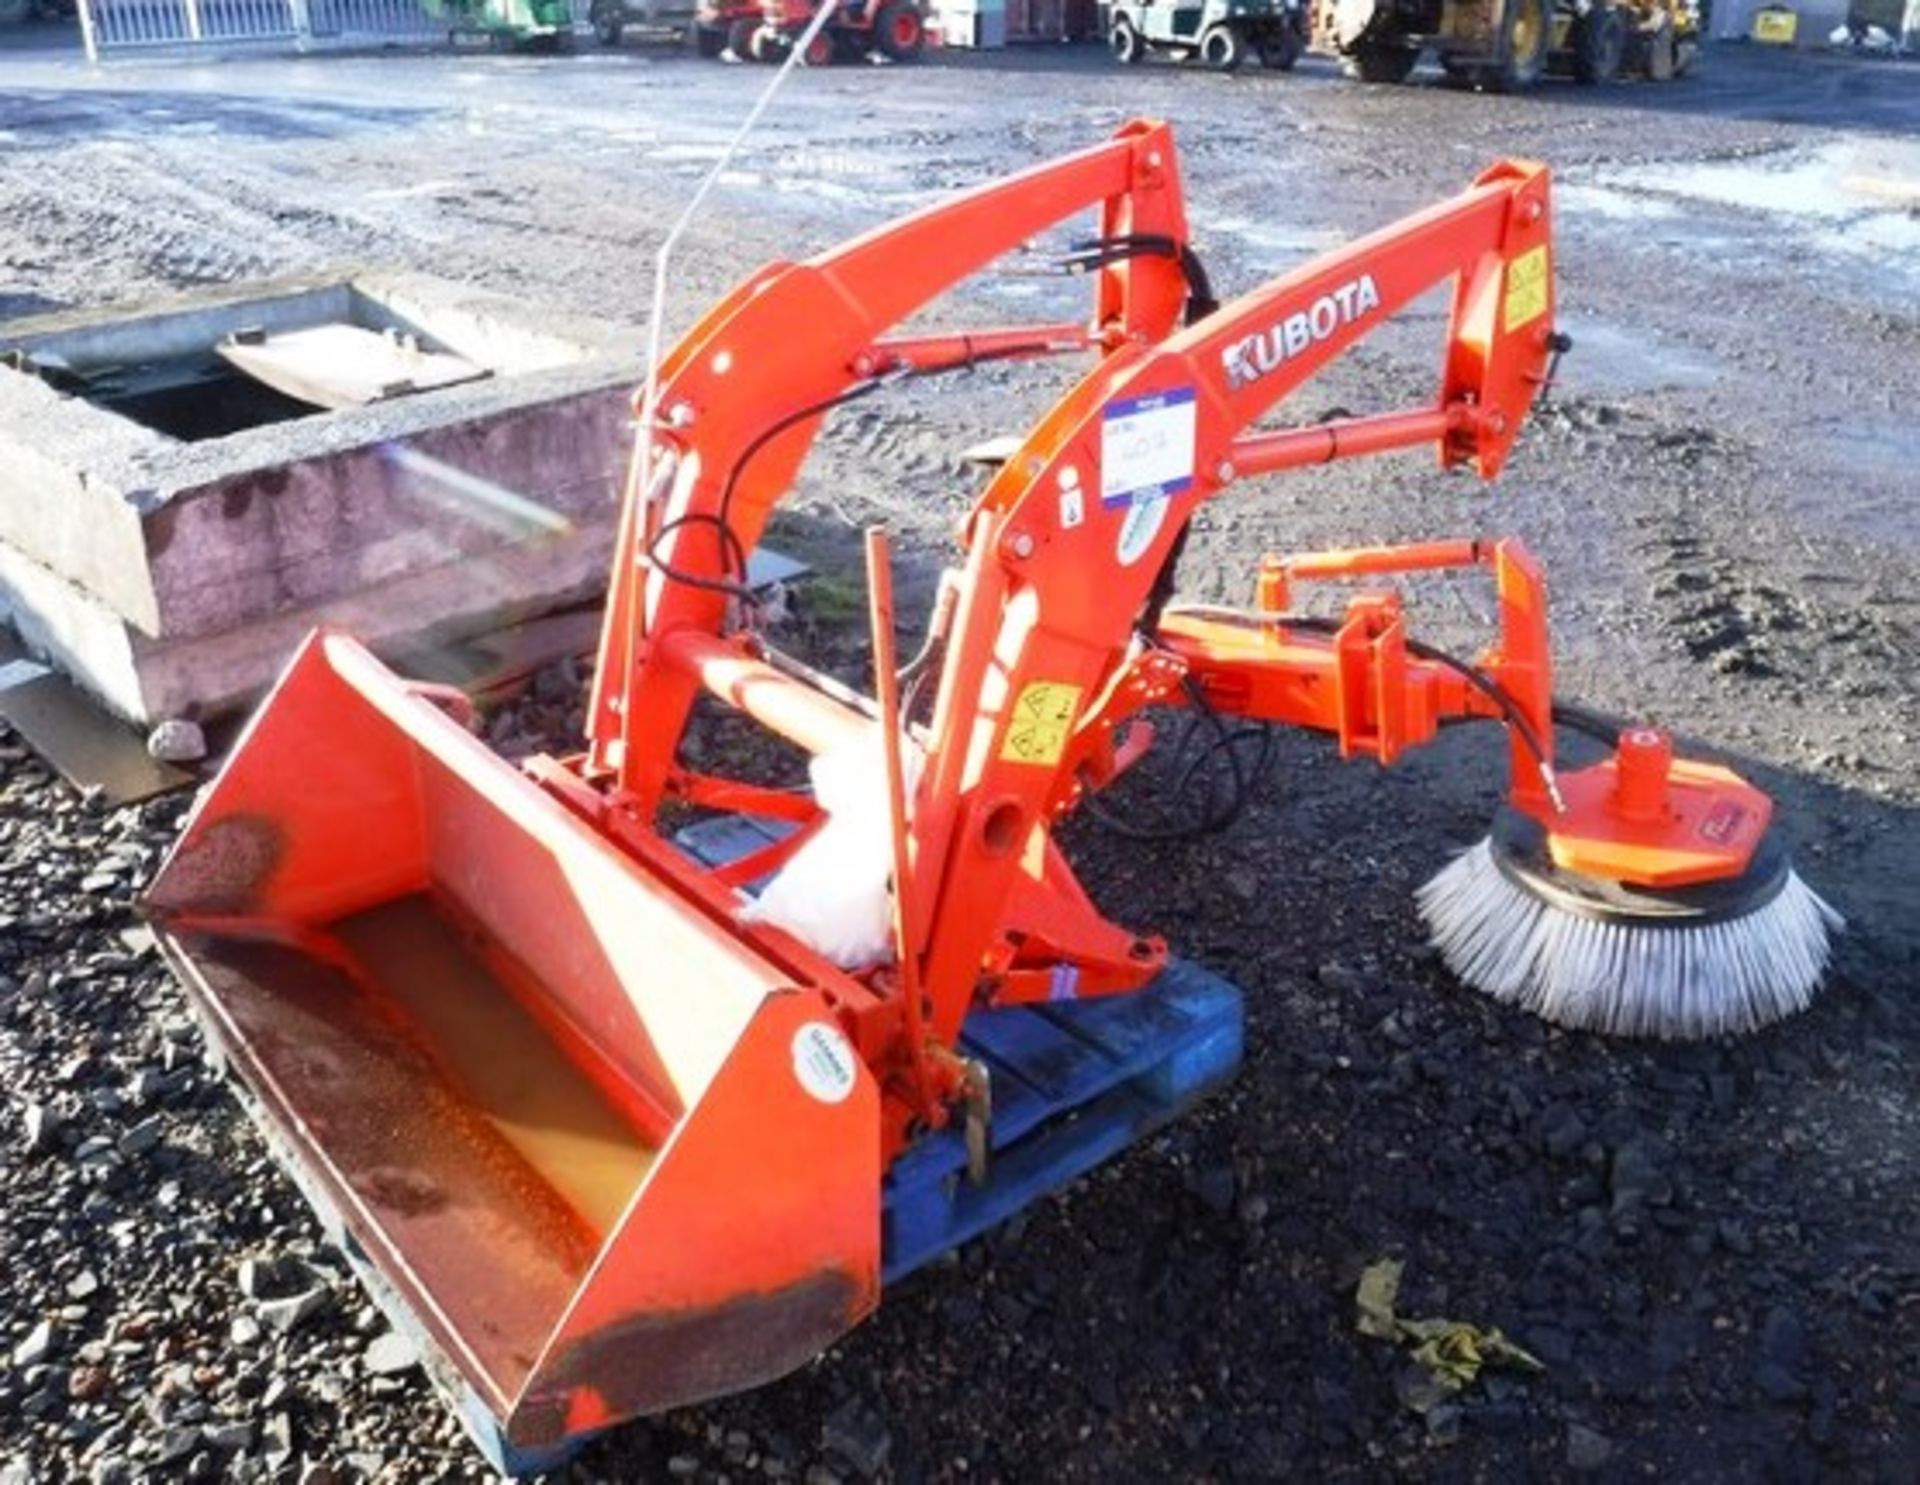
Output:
left=677, top=816, right=1247, bottom=1283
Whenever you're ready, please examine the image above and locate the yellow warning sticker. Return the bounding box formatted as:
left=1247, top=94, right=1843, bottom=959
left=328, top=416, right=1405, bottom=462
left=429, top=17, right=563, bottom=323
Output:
left=1000, top=681, right=1083, bottom=767
left=1503, top=245, right=1550, bottom=333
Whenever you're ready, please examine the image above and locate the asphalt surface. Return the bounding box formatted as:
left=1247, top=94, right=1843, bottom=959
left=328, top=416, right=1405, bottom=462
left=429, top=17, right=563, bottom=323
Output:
left=0, top=30, right=1916, bottom=1485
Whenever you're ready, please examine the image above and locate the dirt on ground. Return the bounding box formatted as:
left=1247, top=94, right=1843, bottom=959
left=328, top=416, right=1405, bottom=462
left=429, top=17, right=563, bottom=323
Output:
left=0, top=32, right=1916, bottom=1485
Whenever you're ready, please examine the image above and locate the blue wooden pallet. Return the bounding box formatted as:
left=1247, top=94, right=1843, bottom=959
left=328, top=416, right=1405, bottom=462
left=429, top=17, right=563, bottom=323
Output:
left=676, top=816, right=1246, bottom=1280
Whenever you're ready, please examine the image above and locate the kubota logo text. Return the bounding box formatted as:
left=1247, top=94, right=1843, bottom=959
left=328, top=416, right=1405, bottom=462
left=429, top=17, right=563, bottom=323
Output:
left=1222, top=275, right=1383, bottom=391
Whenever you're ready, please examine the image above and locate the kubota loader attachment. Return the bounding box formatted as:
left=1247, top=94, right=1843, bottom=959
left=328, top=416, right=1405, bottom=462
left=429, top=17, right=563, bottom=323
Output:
left=147, top=118, right=1818, bottom=1473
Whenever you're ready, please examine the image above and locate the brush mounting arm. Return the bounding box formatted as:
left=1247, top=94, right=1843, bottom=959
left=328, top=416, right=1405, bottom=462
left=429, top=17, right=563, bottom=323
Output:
left=1137, top=537, right=1558, bottom=811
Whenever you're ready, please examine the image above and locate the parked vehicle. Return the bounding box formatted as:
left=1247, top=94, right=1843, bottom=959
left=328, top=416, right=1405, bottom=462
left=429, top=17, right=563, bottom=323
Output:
left=1105, top=0, right=1307, bottom=69
left=691, top=0, right=767, bottom=53
left=743, top=0, right=929, bottom=63
left=590, top=0, right=728, bottom=50
left=423, top=0, right=575, bottom=47
left=1309, top=0, right=1697, bottom=90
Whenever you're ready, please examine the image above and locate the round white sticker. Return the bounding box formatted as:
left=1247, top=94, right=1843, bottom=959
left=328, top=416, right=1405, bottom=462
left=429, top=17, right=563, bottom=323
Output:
left=1116, top=494, right=1171, bottom=567
left=791, top=1022, right=857, bottom=1105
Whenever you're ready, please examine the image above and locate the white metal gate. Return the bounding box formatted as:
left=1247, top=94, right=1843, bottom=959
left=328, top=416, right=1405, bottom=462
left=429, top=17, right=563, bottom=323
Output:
left=305, top=0, right=442, bottom=43
left=78, top=0, right=593, bottom=60
left=79, top=0, right=299, bottom=56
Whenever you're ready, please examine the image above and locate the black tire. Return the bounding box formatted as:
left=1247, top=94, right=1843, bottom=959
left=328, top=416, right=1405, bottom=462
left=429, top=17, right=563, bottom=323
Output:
left=593, top=13, right=624, bottom=46
left=1200, top=23, right=1247, bottom=70
left=727, top=15, right=759, bottom=55
left=871, top=0, right=924, bottom=59
left=1488, top=0, right=1550, bottom=91
left=1109, top=15, right=1143, bottom=63
left=1256, top=22, right=1302, bottom=69
left=1571, top=3, right=1626, bottom=83
left=1345, top=43, right=1419, bottom=82
left=695, top=22, right=727, bottom=55
left=1439, top=58, right=1479, bottom=87
left=1644, top=15, right=1675, bottom=80
left=0, top=0, right=33, bottom=24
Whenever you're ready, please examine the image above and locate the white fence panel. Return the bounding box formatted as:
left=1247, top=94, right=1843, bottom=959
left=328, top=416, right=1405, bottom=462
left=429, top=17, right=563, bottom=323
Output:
left=198, top=0, right=303, bottom=41
left=79, top=0, right=299, bottom=52
left=79, top=0, right=599, bottom=58
left=303, top=0, right=438, bottom=40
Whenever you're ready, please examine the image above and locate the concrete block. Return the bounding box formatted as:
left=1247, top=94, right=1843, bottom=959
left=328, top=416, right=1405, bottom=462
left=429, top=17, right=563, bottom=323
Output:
left=0, top=271, right=642, bottom=722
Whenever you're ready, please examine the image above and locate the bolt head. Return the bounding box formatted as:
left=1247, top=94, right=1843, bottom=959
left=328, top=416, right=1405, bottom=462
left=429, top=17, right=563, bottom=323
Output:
left=1009, top=531, right=1036, bottom=560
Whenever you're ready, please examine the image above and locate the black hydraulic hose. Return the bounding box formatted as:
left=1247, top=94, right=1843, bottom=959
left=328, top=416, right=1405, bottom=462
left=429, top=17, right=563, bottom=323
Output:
left=1077, top=670, right=1272, bottom=843
left=1059, top=232, right=1220, bottom=325
left=646, top=340, right=1066, bottom=603
left=1263, top=612, right=1559, bottom=797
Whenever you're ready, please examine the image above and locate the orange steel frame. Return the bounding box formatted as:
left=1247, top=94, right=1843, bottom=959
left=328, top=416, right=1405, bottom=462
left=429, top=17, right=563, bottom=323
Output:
left=528, top=121, right=1751, bottom=1162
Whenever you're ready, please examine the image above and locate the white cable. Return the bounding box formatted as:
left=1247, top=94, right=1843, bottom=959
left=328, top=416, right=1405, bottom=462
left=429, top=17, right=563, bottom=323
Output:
left=631, top=0, right=845, bottom=561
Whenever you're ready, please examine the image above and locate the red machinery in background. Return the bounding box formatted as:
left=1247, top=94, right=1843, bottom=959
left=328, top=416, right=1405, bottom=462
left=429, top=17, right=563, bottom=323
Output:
left=145, top=121, right=1805, bottom=1471
left=742, top=0, right=927, bottom=60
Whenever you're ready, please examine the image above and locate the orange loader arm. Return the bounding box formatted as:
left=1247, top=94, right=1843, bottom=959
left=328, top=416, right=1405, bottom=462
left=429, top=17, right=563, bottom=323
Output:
left=586, top=118, right=1196, bottom=811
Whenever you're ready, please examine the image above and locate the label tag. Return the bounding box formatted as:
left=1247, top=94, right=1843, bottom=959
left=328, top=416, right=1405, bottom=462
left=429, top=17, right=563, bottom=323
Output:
left=1697, top=800, right=1751, bottom=847
left=1000, top=680, right=1082, bottom=766
left=1504, top=244, right=1550, bottom=332
left=1059, top=485, right=1084, bottom=530
left=791, top=1022, right=857, bottom=1105
left=1116, top=493, right=1171, bottom=567
left=1101, top=387, right=1196, bottom=508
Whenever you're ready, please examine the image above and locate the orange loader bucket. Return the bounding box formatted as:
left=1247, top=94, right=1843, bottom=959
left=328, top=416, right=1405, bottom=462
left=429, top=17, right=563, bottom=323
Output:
left=143, top=632, right=881, bottom=1470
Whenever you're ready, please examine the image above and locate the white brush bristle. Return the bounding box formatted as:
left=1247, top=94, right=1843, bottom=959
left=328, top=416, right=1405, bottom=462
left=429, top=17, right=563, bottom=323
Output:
left=1416, top=840, right=1844, bottom=1040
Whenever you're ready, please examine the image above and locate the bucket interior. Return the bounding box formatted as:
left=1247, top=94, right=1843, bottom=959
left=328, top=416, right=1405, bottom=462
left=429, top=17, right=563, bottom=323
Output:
left=149, top=635, right=797, bottom=1415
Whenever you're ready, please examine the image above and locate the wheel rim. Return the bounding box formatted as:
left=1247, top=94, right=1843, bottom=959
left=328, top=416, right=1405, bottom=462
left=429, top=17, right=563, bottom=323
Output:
left=891, top=11, right=918, bottom=47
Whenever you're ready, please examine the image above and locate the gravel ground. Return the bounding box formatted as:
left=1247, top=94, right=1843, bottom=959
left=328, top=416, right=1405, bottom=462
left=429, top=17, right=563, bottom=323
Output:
left=2, top=34, right=1917, bottom=1485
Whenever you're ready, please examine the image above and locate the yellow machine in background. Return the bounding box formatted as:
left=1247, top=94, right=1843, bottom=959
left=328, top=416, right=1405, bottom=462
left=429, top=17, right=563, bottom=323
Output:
left=1750, top=3, right=1799, bottom=41
left=1313, top=0, right=1699, bottom=88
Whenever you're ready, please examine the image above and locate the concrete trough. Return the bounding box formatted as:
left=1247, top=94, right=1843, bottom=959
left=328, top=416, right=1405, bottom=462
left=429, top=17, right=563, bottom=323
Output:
left=0, top=271, right=642, bottom=724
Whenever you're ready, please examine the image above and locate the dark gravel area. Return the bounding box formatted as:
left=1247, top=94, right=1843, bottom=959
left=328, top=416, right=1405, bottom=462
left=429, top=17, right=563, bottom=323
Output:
left=2, top=35, right=1917, bottom=1485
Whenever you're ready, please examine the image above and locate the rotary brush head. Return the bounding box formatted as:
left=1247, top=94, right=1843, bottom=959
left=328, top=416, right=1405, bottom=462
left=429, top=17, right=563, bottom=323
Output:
left=1419, top=809, right=1843, bottom=1040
